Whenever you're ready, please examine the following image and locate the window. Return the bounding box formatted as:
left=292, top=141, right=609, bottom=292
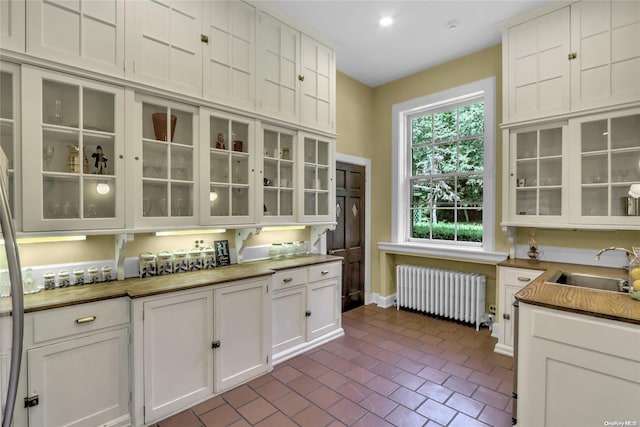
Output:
left=392, top=77, right=496, bottom=252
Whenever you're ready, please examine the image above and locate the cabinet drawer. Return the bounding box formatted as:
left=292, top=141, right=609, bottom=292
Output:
left=272, top=268, right=307, bottom=290
left=501, top=267, right=544, bottom=287
left=308, top=262, right=341, bottom=282
left=31, top=298, right=129, bottom=344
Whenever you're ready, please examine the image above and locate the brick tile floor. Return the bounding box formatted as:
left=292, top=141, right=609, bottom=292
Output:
left=155, top=305, right=513, bottom=427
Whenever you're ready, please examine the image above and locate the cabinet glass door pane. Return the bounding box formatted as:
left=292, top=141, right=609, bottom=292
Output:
left=210, top=185, right=229, bottom=216
left=43, top=80, right=79, bottom=128
left=44, top=176, right=80, bottom=219
left=143, top=182, right=168, bottom=217
left=83, top=88, right=114, bottom=132
left=231, top=187, right=249, bottom=216
left=263, top=128, right=295, bottom=218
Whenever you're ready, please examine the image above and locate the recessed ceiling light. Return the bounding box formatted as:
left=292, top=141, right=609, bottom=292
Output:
left=379, top=16, right=393, bottom=27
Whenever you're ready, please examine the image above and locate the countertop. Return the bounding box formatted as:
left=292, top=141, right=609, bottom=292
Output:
left=12, top=255, right=342, bottom=314
left=501, top=258, right=640, bottom=325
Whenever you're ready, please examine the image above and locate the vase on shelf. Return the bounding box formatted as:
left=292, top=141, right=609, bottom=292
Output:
left=152, top=113, right=177, bottom=141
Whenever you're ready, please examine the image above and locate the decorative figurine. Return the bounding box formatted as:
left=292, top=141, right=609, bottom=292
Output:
left=527, top=229, right=540, bottom=263
left=216, top=133, right=226, bottom=149
left=91, top=145, right=108, bottom=174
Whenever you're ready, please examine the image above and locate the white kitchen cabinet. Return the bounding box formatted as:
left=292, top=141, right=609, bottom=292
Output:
left=570, top=1, right=640, bottom=112
left=141, top=289, right=214, bottom=424
left=26, top=0, right=124, bottom=77
left=260, top=124, right=297, bottom=223
left=126, top=0, right=202, bottom=97
left=20, top=298, right=130, bottom=427
left=131, top=93, right=198, bottom=229
left=272, top=261, right=343, bottom=364
left=504, top=123, right=568, bottom=225
left=503, top=1, right=640, bottom=124
left=505, top=6, right=570, bottom=123
left=494, top=266, right=543, bottom=356
left=0, top=62, right=21, bottom=229
left=213, top=278, right=271, bottom=393
left=199, top=108, right=255, bottom=225
left=516, top=302, right=640, bottom=426
left=203, top=0, right=255, bottom=111
left=0, top=0, right=25, bottom=52
left=300, top=35, right=335, bottom=132
left=21, top=66, right=125, bottom=232
left=299, top=132, right=335, bottom=223
left=256, top=11, right=300, bottom=124
left=569, top=108, right=640, bottom=226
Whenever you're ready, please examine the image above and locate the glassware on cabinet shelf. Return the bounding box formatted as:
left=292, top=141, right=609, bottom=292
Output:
left=269, top=243, right=283, bottom=260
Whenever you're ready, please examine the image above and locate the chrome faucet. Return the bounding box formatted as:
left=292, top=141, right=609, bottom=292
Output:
left=595, top=247, right=635, bottom=263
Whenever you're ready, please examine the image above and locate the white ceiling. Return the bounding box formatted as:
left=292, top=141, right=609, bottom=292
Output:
left=264, top=0, right=549, bottom=87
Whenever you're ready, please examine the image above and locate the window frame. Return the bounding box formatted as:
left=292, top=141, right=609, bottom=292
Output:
left=391, top=77, right=497, bottom=253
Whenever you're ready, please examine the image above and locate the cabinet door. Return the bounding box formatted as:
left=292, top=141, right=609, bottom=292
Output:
left=0, top=0, right=25, bottom=52
left=272, top=286, right=306, bottom=356
left=256, top=11, right=299, bottom=123
left=213, top=279, right=270, bottom=393
left=133, top=94, right=198, bottom=228
left=508, top=123, right=567, bottom=225
left=21, top=66, right=125, bottom=231
left=27, top=328, right=129, bottom=427
left=203, top=1, right=255, bottom=111
left=143, top=290, right=214, bottom=423
left=300, top=35, right=335, bottom=131
left=501, top=284, right=522, bottom=350
left=200, top=109, right=255, bottom=225
left=299, top=132, right=335, bottom=222
left=260, top=125, right=296, bottom=222
left=570, top=1, right=640, bottom=111
left=307, top=278, right=340, bottom=341
left=127, top=0, right=202, bottom=96
left=569, top=108, right=640, bottom=227
left=0, top=63, right=21, bottom=229
left=26, top=0, right=124, bottom=76
left=506, top=7, right=570, bottom=122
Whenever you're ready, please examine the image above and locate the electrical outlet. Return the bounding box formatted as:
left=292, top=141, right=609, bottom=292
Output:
left=488, top=304, right=496, bottom=314
left=487, top=314, right=495, bottom=323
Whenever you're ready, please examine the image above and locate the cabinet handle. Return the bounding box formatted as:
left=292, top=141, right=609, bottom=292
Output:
left=517, top=277, right=530, bottom=282
left=75, top=316, right=96, bottom=324
left=298, top=74, right=305, bottom=81
left=503, top=313, right=511, bottom=320
left=568, top=52, right=577, bottom=60
left=119, top=154, right=124, bottom=159
left=321, top=270, right=329, bottom=275
left=305, top=310, right=311, bottom=317
left=201, top=34, right=209, bottom=43
left=134, top=156, right=139, bottom=161
left=283, top=277, right=293, bottom=283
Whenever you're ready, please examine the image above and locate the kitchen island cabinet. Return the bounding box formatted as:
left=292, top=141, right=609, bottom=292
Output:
left=515, top=302, right=640, bottom=426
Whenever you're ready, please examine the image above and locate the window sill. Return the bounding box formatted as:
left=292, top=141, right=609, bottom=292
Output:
left=377, top=242, right=508, bottom=264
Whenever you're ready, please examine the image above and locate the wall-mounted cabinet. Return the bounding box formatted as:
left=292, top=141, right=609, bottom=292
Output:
left=260, top=124, right=297, bottom=222
left=21, top=66, right=125, bottom=232
left=503, top=1, right=640, bottom=124
left=200, top=109, right=255, bottom=225
left=299, top=132, right=335, bottom=223
left=0, top=62, right=21, bottom=228
left=131, top=94, right=198, bottom=229
left=0, top=0, right=25, bottom=52
left=26, top=0, right=125, bottom=77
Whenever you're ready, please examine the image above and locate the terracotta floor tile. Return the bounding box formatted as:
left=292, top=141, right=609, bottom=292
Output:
left=247, top=374, right=275, bottom=390
left=416, top=398, right=457, bottom=426
left=192, top=395, right=225, bottom=416
left=385, top=405, right=429, bottom=427
left=497, top=378, right=513, bottom=396
left=439, top=350, right=469, bottom=365
left=472, top=386, right=510, bottom=410
left=445, top=392, right=485, bottom=418
left=271, top=365, right=303, bottom=384
left=254, top=411, right=299, bottom=427
left=443, top=375, right=479, bottom=396
left=337, top=381, right=373, bottom=403
left=441, top=361, right=473, bottom=379
left=157, top=410, right=203, bottom=427
left=448, top=412, right=490, bottom=427
left=416, top=365, right=450, bottom=385
left=327, top=398, right=368, bottom=425
left=199, top=403, right=241, bottom=427
left=352, top=412, right=395, bottom=427
left=223, top=385, right=259, bottom=408
left=286, top=355, right=313, bottom=369
left=395, top=357, right=425, bottom=374
left=309, top=349, right=340, bottom=366
left=359, top=392, right=398, bottom=418
left=227, top=419, right=251, bottom=427
left=375, top=349, right=403, bottom=365
left=346, top=365, right=377, bottom=384
left=478, top=404, right=513, bottom=427
left=418, top=353, right=447, bottom=369
left=288, top=374, right=322, bottom=396
left=392, top=370, right=426, bottom=390
left=425, top=420, right=444, bottom=427
left=352, top=353, right=380, bottom=370
left=416, top=381, right=454, bottom=403
left=292, top=403, right=337, bottom=427
left=298, top=360, right=332, bottom=378
left=388, top=386, right=427, bottom=410
left=370, top=362, right=403, bottom=380
left=317, top=370, right=350, bottom=389
left=307, top=385, right=343, bottom=409
left=254, top=379, right=290, bottom=401
left=272, top=391, right=311, bottom=417
left=489, top=365, right=513, bottom=382
left=366, top=375, right=400, bottom=396
left=236, top=397, right=278, bottom=424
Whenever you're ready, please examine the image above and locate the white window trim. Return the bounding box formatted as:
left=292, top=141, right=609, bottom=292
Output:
left=390, top=77, right=498, bottom=255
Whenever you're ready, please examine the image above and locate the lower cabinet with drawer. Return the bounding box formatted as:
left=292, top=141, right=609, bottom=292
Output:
left=495, top=266, right=544, bottom=356
left=130, top=277, right=271, bottom=426
left=272, top=261, right=343, bottom=364
left=16, top=298, right=131, bottom=427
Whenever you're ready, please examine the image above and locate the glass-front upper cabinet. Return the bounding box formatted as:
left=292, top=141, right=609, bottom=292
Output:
left=0, top=62, right=20, bottom=228
left=299, top=132, right=334, bottom=222
left=508, top=123, right=567, bottom=224
left=570, top=109, right=640, bottom=225
left=200, top=109, right=254, bottom=225
left=260, top=124, right=295, bottom=222
left=21, top=66, right=125, bottom=231
left=133, top=94, right=197, bottom=228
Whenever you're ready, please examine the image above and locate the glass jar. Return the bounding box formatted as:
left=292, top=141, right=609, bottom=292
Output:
left=294, top=241, right=306, bottom=256
left=630, top=247, right=640, bottom=300
left=269, top=243, right=283, bottom=260
left=283, top=242, right=294, bottom=258
left=43, top=272, right=56, bottom=290
left=101, top=265, right=112, bottom=282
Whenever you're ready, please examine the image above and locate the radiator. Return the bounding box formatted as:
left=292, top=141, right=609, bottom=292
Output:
left=396, top=265, right=486, bottom=330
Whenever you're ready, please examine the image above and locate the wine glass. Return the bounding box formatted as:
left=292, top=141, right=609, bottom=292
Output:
left=143, top=198, right=152, bottom=217
left=43, top=145, right=55, bottom=170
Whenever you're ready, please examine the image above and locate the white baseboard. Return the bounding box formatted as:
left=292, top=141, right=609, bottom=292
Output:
left=272, top=328, right=345, bottom=366
left=371, top=293, right=396, bottom=308
left=494, top=342, right=514, bottom=357
left=491, top=321, right=500, bottom=339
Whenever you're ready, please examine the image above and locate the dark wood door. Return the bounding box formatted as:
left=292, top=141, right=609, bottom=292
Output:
left=327, top=161, right=365, bottom=312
